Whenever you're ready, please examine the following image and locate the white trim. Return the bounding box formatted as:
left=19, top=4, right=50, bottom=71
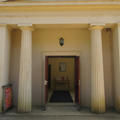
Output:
left=18, top=24, right=33, bottom=27
left=90, top=23, right=106, bottom=26
left=0, top=16, right=120, bottom=25
left=42, top=50, right=80, bottom=57
left=0, top=2, right=120, bottom=7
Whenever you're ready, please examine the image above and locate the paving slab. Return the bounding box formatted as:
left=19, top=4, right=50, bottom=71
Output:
left=0, top=103, right=120, bottom=120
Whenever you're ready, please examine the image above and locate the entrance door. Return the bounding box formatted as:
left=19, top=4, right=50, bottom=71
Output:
left=45, top=56, right=48, bottom=103
left=45, top=56, right=80, bottom=104
left=75, top=56, right=80, bottom=104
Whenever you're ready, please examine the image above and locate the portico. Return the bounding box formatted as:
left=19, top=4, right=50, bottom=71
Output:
left=0, top=0, right=120, bottom=114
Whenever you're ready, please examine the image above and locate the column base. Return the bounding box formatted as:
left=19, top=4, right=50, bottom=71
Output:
left=91, top=100, right=106, bottom=113
left=18, top=102, right=32, bottom=113
left=91, top=107, right=106, bottom=114
left=18, top=108, right=32, bottom=113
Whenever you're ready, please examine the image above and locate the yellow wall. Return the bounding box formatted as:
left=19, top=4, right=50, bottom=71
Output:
left=48, top=57, right=75, bottom=91
left=10, top=27, right=113, bottom=107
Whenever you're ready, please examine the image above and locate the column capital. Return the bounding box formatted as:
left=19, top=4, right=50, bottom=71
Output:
left=0, top=24, right=7, bottom=27
left=89, top=24, right=105, bottom=30
left=113, top=23, right=120, bottom=29
left=116, top=23, right=120, bottom=26
left=117, top=22, right=120, bottom=26
left=0, top=24, right=13, bottom=31
left=18, top=24, right=34, bottom=31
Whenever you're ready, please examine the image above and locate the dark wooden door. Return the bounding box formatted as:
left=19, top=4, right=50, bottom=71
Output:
left=45, top=56, right=48, bottom=103
left=48, top=64, right=51, bottom=89
left=75, top=56, right=80, bottom=104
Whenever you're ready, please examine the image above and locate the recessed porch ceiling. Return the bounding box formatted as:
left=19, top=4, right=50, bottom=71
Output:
left=34, top=24, right=89, bottom=29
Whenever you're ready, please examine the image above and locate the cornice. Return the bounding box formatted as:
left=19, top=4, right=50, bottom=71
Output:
left=0, top=1, right=120, bottom=7
left=0, top=3, right=120, bottom=12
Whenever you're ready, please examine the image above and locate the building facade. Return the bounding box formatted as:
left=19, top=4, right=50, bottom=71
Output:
left=0, top=0, right=120, bottom=113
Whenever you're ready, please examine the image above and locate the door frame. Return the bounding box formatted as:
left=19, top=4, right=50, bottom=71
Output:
left=42, top=51, right=80, bottom=105
left=75, top=56, right=80, bottom=104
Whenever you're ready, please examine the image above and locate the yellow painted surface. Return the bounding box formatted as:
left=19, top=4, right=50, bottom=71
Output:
left=48, top=57, right=75, bottom=90
left=0, top=5, right=120, bottom=13
left=10, top=27, right=113, bottom=107
left=0, top=0, right=120, bottom=12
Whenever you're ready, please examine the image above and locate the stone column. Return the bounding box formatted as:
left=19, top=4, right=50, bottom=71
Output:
left=113, top=23, right=120, bottom=112
left=18, top=25, right=33, bottom=112
left=90, top=25, right=106, bottom=113
left=0, top=24, right=11, bottom=112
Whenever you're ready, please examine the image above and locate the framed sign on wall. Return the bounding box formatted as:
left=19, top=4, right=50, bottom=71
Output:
left=2, top=84, right=13, bottom=112
left=59, top=62, right=66, bottom=72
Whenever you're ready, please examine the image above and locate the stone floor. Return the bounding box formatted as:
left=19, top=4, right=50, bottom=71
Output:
left=0, top=103, right=120, bottom=120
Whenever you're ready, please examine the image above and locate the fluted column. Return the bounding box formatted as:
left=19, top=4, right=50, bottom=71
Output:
left=113, top=23, right=120, bottom=112
left=0, top=24, right=11, bottom=112
left=90, top=25, right=106, bottom=113
left=18, top=25, right=33, bottom=112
